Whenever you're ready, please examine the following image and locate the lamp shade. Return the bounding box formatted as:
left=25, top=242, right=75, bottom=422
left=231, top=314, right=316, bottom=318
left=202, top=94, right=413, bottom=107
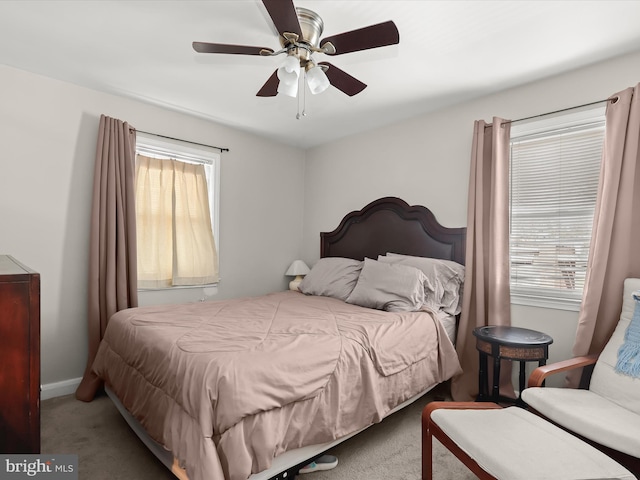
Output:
left=280, top=55, right=300, bottom=76
left=277, top=78, right=298, bottom=97
left=306, top=65, right=330, bottom=95
left=285, top=260, right=310, bottom=276
left=277, top=55, right=300, bottom=97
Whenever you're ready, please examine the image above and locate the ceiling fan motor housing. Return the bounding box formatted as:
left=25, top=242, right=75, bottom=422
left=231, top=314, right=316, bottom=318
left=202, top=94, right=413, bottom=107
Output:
left=280, top=7, right=324, bottom=64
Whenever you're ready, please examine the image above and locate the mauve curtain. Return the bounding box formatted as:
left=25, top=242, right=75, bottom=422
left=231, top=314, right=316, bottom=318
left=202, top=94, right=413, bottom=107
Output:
left=451, top=118, right=514, bottom=402
left=567, top=84, right=640, bottom=387
left=76, top=115, right=138, bottom=402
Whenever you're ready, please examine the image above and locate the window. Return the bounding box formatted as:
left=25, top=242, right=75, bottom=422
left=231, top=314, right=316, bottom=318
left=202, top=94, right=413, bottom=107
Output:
left=509, top=107, right=605, bottom=310
left=135, top=133, right=220, bottom=289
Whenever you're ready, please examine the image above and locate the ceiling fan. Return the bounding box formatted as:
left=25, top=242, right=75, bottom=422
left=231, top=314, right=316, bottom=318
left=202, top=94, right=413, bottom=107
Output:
left=192, top=0, right=399, bottom=98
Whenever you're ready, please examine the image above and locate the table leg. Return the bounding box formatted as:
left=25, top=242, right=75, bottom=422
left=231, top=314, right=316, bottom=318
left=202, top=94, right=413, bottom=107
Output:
left=477, top=352, right=488, bottom=401
left=492, top=356, right=500, bottom=403
left=517, top=360, right=526, bottom=405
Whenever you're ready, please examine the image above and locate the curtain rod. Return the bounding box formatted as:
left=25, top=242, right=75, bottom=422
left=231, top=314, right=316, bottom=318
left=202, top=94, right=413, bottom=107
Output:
left=133, top=129, right=230, bottom=153
left=488, top=96, right=617, bottom=127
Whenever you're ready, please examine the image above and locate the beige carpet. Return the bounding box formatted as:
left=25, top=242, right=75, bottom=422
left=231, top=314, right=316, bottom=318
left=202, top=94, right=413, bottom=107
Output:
left=41, top=385, right=477, bottom=480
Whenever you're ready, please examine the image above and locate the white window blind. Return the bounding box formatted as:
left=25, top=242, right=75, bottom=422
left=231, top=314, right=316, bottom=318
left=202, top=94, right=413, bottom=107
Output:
left=509, top=107, right=605, bottom=309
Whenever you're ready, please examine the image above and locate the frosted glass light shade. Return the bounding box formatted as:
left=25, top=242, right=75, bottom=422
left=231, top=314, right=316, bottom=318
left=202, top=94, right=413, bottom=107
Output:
left=280, top=55, right=300, bottom=76
left=277, top=56, right=300, bottom=97
left=277, top=78, right=298, bottom=97
left=306, top=66, right=330, bottom=95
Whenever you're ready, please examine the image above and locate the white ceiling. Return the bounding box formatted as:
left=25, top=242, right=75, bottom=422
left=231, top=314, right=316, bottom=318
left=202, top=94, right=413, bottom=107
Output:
left=2, top=1, right=640, bottom=148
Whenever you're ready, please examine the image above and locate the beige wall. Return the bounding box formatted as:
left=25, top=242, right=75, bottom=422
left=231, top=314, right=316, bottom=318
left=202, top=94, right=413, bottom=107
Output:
left=302, top=50, right=640, bottom=386
left=3, top=49, right=640, bottom=396
left=0, top=65, right=305, bottom=395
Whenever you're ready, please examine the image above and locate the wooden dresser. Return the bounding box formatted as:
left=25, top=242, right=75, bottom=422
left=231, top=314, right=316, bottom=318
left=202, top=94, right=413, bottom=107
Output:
left=0, top=255, right=40, bottom=453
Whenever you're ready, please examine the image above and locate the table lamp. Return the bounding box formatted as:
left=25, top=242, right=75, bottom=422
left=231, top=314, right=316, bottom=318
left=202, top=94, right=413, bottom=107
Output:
left=285, top=260, right=310, bottom=291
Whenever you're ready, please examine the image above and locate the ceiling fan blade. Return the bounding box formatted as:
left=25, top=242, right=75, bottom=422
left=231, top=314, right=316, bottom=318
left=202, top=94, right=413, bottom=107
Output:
left=318, top=62, right=367, bottom=97
left=193, top=42, right=274, bottom=56
left=320, top=21, right=399, bottom=55
left=256, top=70, right=279, bottom=97
left=262, top=0, right=303, bottom=39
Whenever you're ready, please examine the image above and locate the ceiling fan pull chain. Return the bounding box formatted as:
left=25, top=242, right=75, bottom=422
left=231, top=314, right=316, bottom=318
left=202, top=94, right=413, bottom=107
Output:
left=296, top=69, right=307, bottom=119
left=301, top=71, right=307, bottom=118
left=296, top=70, right=301, bottom=119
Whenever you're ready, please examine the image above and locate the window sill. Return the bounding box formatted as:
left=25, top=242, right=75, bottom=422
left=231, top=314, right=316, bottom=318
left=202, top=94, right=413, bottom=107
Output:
left=138, top=284, right=219, bottom=302
left=138, top=283, right=218, bottom=292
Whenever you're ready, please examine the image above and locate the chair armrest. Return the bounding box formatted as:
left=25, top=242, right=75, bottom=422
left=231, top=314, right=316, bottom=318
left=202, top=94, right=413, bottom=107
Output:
left=422, top=401, right=502, bottom=426
left=527, top=354, right=599, bottom=387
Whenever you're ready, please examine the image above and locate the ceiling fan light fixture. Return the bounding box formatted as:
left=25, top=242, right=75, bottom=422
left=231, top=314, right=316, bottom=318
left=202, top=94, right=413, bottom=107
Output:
left=277, top=67, right=298, bottom=85
left=306, top=65, right=330, bottom=95
left=279, top=55, right=300, bottom=75
left=276, top=54, right=301, bottom=97
left=277, top=76, right=299, bottom=97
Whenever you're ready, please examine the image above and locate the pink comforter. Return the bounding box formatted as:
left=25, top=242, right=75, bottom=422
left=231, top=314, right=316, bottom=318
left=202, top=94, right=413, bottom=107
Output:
left=92, top=291, right=461, bottom=480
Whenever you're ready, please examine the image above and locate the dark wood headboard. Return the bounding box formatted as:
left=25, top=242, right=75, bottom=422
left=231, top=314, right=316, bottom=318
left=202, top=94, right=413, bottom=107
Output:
left=320, top=197, right=466, bottom=265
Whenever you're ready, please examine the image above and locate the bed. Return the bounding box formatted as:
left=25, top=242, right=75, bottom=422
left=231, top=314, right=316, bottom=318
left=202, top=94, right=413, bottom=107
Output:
left=92, top=196, right=467, bottom=480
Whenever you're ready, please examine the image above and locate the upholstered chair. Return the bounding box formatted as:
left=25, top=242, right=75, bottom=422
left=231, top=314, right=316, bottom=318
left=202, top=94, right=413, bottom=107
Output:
left=522, top=277, right=640, bottom=475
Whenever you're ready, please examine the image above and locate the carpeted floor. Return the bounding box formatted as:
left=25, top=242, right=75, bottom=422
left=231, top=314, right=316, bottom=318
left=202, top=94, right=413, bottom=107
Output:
left=41, top=384, right=477, bottom=479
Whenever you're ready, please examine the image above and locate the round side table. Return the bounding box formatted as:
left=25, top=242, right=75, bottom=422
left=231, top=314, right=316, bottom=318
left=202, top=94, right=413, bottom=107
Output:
left=473, top=326, right=553, bottom=405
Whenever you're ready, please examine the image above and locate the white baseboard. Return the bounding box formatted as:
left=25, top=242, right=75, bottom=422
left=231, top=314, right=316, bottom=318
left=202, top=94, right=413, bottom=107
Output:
left=41, top=377, right=82, bottom=400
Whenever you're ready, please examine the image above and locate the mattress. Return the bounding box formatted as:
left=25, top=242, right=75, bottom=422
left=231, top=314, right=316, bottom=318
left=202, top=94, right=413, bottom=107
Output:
left=92, top=290, right=461, bottom=480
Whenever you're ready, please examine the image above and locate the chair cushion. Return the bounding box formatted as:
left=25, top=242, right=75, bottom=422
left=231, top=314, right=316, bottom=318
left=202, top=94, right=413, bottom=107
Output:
left=431, top=406, right=635, bottom=480
left=522, top=387, right=640, bottom=457
left=590, top=278, right=640, bottom=415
